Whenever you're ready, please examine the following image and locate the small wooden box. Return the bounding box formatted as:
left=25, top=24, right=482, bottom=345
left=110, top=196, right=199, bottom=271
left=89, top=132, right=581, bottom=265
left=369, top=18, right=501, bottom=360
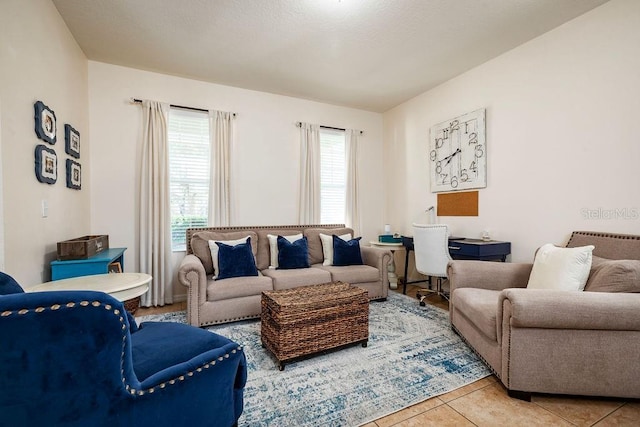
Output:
left=57, top=235, right=109, bottom=260
left=261, top=281, right=369, bottom=370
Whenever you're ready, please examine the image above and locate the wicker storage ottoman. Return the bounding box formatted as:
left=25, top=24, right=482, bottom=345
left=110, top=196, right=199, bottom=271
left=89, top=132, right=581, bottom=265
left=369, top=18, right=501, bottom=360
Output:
left=261, top=281, right=369, bottom=370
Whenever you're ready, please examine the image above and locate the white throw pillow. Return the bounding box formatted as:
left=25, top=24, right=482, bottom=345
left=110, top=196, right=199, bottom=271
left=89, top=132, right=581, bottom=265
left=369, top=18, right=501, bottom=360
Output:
left=527, top=243, right=595, bottom=291
left=208, top=236, right=252, bottom=278
left=319, top=233, right=353, bottom=266
left=267, top=234, right=303, bottom=269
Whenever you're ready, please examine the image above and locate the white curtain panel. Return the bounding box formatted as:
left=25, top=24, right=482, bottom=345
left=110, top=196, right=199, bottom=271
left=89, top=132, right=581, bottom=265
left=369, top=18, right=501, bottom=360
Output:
left=298, top=122, right=321, bottom=224
left=209, top=110, right=233, bottom=226
left=345, top=129, right=360, bottom=235
left=139, top=100, right=173, bottom=307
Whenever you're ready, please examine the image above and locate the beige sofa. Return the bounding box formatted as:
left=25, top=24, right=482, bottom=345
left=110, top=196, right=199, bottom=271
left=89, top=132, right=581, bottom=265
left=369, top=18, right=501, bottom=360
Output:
left=178, top=224, right=392, bottom=327
left=448, top=231, right=640, bottom=400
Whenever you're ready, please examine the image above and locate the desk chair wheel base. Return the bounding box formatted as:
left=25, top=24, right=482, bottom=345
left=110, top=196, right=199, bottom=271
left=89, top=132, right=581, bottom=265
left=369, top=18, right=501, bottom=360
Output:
left=416, top=290, right=436, bottom=307
left=416, top=277, right=450, bottom=306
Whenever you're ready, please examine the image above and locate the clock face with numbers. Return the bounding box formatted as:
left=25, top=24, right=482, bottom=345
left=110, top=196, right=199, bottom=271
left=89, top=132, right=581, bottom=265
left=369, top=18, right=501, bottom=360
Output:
left=429, top=108, right=486, bottom=193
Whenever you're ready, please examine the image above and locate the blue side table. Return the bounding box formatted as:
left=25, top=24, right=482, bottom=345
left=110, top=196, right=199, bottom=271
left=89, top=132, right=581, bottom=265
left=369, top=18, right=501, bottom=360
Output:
left=50, top=247, right=127, bottom=280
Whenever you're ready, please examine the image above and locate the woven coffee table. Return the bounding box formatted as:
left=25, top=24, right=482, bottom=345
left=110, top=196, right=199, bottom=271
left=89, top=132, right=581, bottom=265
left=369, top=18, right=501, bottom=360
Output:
left=261, top=281, right=369, bottom=370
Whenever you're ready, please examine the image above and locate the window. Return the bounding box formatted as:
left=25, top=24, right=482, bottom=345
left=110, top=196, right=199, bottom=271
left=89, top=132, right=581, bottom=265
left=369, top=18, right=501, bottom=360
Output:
left=319, top=128, right=346, bottom=224
left=168, top=108, right=210, bottom=251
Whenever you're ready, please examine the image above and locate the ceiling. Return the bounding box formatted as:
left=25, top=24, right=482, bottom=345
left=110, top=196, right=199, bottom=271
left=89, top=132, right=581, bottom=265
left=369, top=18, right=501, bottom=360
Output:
left=52, top=0, right=608, bottom=112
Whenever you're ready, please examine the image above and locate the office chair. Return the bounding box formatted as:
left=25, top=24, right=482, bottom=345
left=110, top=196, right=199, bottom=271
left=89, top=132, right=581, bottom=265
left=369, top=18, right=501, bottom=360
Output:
left=412, top=223, right=452, bottom=305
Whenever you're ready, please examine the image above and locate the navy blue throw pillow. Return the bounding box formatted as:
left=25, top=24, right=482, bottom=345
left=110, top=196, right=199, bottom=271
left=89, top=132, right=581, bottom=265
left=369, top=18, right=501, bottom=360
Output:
left=215, top=238, right=258, bottom=280
left=277, top=236, right=310, bottom=269
left=332, top=235, right=363, bottom=266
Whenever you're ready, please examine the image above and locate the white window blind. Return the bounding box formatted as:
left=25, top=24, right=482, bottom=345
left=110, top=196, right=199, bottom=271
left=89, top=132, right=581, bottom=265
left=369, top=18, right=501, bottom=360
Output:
left=320, top=128, right=346, bottom=224
left=168, top=108, right=210, bottom=251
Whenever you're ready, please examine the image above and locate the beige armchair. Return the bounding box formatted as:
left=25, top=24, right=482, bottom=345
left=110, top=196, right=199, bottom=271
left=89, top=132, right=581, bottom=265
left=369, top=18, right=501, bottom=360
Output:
left=448, top=231, right=640, bottom=401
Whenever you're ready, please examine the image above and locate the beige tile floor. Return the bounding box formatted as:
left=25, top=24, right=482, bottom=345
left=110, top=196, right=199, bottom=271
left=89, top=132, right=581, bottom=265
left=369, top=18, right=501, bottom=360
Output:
left=136, top=285, right=640, bottom=426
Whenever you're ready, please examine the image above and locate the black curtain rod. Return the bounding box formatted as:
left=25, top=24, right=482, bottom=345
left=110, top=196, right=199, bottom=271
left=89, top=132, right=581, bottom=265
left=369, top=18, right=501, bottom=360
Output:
left=297, top=122, right=363, bottom=135
left=132, top=98, right=236, bottom=117
left=322, top=125, right=347, bottom=132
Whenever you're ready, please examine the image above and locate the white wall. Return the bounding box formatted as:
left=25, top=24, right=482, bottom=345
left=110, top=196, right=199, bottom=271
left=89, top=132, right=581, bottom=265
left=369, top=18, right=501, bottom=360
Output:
left=0, top=98, right=4, bottom=271
left=383, top=0, right=640, bottom=266
left=0, top=99, right=5, bottom=271
left=88, top=62, right=384, bottom=300
left=6, top=0, right=634, bottom=290
left=0, top=0, right=90, bottom=286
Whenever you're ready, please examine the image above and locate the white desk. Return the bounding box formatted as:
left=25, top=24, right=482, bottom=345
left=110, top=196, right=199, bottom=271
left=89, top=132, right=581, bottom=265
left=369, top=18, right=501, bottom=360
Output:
left=369, top=241, right=403, bottom=290
left=29, top=272, right=151, bottom=302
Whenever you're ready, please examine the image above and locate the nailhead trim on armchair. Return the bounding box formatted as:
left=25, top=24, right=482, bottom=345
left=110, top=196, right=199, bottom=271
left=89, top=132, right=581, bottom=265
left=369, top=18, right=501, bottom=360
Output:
left=1, top=299, right=243, bottom=396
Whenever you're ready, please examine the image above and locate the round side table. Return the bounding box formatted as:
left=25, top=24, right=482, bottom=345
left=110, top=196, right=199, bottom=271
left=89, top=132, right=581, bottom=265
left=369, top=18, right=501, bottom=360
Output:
left=28, top=272, right=151, bottom=313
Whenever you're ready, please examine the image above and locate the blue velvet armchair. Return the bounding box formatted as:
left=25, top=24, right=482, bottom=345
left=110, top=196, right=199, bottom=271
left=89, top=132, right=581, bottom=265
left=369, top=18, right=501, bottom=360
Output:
left=0, top=272, right=246, bottom=427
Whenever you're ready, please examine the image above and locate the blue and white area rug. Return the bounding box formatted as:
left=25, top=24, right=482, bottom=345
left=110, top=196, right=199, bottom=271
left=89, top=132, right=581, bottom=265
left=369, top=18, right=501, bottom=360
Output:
left=138, top=292, right=490, bottom=426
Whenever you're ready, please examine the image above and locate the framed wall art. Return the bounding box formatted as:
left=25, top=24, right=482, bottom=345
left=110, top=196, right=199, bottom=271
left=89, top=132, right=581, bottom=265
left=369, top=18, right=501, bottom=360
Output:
left=429, top=108, right=486, bottom=193
left=34, top=101, right=57, bottom=144
left=35, top=145, right=57, bottom=184
left=66, top=159, right=81, bottom=190
left=65, top=124, right=80, bottom=158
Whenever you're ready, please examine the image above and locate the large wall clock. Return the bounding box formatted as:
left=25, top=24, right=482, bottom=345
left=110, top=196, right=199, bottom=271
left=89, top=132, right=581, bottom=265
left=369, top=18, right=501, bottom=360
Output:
left=429, top=108, right=486, bottom=193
